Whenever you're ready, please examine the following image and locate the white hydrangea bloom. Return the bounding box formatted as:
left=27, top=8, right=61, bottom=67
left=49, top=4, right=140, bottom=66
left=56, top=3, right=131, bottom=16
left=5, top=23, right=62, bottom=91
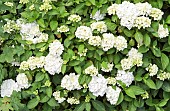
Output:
left=106, top=86, right=121, bottom=105
left=1, top=79, right=20, bottom=97
left=158, top=24, right=169, bottom=39
left=116, top=1, right=140, bottom=29
left=90, top=21, right=107, bottom=33
left=44, top=54, right=63, bottom=75
left=84, top=65, right=98, bottom=76
left=16, top=73, right=30, bottom=89
left=127, top=48, right=143, bottom=66
left=39, top=2, right=52, bottom=12
left=88, top=36, right=101, bottom=46
left=157, top=72, right=170, bottom=81
left=88, top=74, right=108, bottom=97
left=114, top=36, right=127, bottom=51
left=101, top=63, right=113, bottom=72
left=107, top=4, right=118, bottom=15
left=49, top=40, right=64, bottom=56
left=149, top=8, right=164, bottom=20
left=19, top=61, right=29, bottom=70
left=121, top=58, right=134, bottom=70
left=116, top=70, right=134, bottom=87
left=3, top=20, right=20, bottom=33
left=19, top=0, right=29, bottom=4
left=57, top=25, right=69, bottom=33
left=135, top=2, right=152, bottom=16
left=29, top=4, right=35, bottom=10
left=61, top=73, right=82, bottom=91
left=75, top=26, right=92, bottom=41
left=90, top=10, right=106, bottom=21
left=78, top=48, right=88, bottom=57
left=20, top=22, right=48, bottom=44
left=107, top=77, right=116, bottom=85
left=101, top=33, right=115, bottom=51
left=68, top=14, right=81, bottom=22
left=134, top=16, right=151, bottom=29
left=53, top=91, right=66, bottom=103
left=146, top=64, right=158, bottom=76
left=67, top=97, right=80, bottom=105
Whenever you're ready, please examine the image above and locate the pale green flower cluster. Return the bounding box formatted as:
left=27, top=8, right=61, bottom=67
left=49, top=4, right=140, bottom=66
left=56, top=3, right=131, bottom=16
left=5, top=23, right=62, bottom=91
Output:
left=3, top=20, right=20, bottom=34
left=39, top=0, right=52, bottom=12
left=157, top=71, right=170, bottom=81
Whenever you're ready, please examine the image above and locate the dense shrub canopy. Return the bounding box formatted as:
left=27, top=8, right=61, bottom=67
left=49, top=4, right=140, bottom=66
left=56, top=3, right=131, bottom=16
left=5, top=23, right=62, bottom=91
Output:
left=0, top=0, right=170, bottom=111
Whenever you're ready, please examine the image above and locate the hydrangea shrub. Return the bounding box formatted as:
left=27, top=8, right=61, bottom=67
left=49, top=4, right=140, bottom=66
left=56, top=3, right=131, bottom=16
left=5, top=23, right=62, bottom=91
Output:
left=0, top=0, right=170, bottom=111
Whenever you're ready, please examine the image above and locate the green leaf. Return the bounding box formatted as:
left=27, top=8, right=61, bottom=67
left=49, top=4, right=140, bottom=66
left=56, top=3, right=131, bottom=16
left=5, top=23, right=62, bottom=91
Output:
left=116, top=92, right=124, bottom=105
left=161, top=53, right=169, bottom=70
left=89, top=0, right=95, bottom=5
left=162, top=81, right=170, bottom=92
left=50, top=21, right=58, bottom=31
left=61, top=64, right=66, bottom=74
left=101, top=61, right=108, bottom=69
left=144, top=34, right=151, bottom=46
left=152, top=48, right=161, bottom=57
left=125, top=86, right=145, bottom=98
left=69, top=60, right=81, bottom=66
left=78, top=44, right=84, bottom=53
left=74, top=66, right=81, bottom=74
left=47, top=98, right=59, bottom=107
left=85, top=103, right=91, bottom=111
left=35, top=73, right=44, bottom=82
left=166, top=15, right=170, bottom=24
left=158, top=99, right=169, bottom=107
left=37, top=18, right=46, bottom=28
left=46, top=87, right=52, bottom=98
left=144, top=79, right=157, bottom=89
left=135, top=31, right=143, bottom=45
left=74, top=102, right=86, bottom=111
left=92, top=100, right=106, bottom=111
left=123, top=29, right=134, bottom=37
left=27, top=98, right=39, bottom=109
left=125, top=88, right=136, bottom=98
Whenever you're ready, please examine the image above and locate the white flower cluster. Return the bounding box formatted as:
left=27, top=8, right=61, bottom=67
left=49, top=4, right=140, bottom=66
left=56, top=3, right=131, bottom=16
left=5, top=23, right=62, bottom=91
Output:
left=114, top=36, right=127, bottom=51
left=101, top=33, right=115, bottom=51
left=107, top=1, right=163, bottom=29
left=53, top=91, right=66, bottom=103
left=19, top=56, right=45, bottom=71
left=39, top=0, right=52, bottom=12
left=1, top=73, right=29, bottom=97
left=107, top=77, right=116, bottom=85
left=101, top=63, right=113, bottom=72
left=0, top=79, right=20, bottom=97
left=146, top=64, right=158, bottom=76
left=68, top=14, right=81, bottom=22
left=88, top=36, right=101, bottom=46
left=101, top=33, right=127, bottom=51
left=90, top=21, right=107, bottom=33
left=16, top=73, right=30, bottom=89
left=116, top=70, right=134, bottom=87
left=121, top=48, right=143, bottom=70
left=3, top=20, right=20, bottom=33
left=157, top=71, right=170, bottom=81
left=88, top=74, right=108, bottom=97
left=77, top=48, right=88, bottom=57
left=106, top=86, right=121, bottom=105
left=19, top=0, right=29, bottom=4
left=20, top=40, right=64, bottom=75
left=49, top=40, right=64, bottom=57
left=157, top=24, right=169, bottom=39
left=90, top=10, right=105, bottom=21
left=44, top=54, right=63, bottom=75
left=57, top=25, right=69, bottom=33
left=75, top=26, right=92, bottom=41
left=84, top=65, right=98, bottom=76
left=67, top=97, right=80, bottom=105
left=61, top=73, right=82, bottom=91
left=19, top=22, right=48, bottom=44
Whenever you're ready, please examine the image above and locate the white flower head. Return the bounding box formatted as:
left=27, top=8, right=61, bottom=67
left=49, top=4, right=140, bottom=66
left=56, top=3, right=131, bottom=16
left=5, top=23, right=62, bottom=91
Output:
left=116, top=70, right=134, bottom=87
left=90, top=10, right=106, bottom=21
left=49, top=40, right=64, bottom=57
left=146, top=64, right=158, bottom=76
left=1, top=79, right=20, bottom=97
left=114, top=36, right=127, bottom=51
left=158, top=24, right=169, bottom=39
left=107, top=4, right=118, bottom=15
left=53, top=91, right=66, bottom=103
left=90, top=21, right=107, bottom=33
left=68, top=14, right=81, bottom=22
left=150, top=8, right=164, bottom=20
left=88, top=36, right=101, bottom=46
left=16, top=73, right=30, bottom=89
left=57, top=25, right=69, bottom=33
left=135, top=2, right=152, bottom=16
left=134, top=16, right=151, bottom=29
left=88, top=74, right=108, bottom=97
left=61, top=73, right=82, bottom=91
left=101, top=33, right=115, bottom=51
left=67, top=97, right=80, bottom=105
left=84, top=65, right=98, bottom=76
left=75, top=26, right=92, bottom=41
left=106, top=86, right=121, bottom=105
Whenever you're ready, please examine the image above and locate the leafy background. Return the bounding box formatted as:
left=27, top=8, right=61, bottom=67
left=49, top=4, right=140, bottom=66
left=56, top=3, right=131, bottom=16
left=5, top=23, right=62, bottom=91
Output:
left=0, top=0, right=170, bottom=111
